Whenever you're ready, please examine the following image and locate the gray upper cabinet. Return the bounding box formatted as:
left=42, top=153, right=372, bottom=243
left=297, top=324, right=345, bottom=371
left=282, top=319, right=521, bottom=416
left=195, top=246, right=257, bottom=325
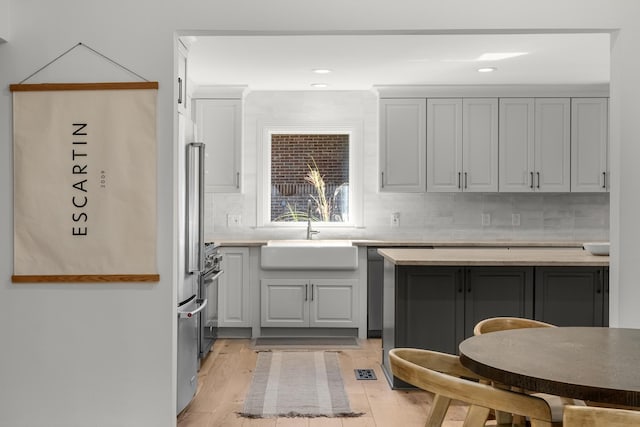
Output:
left=462, top=98, right=499, bottom=192
left=571, top=98, right=609, bottom=192
left=427, top=99, right=462, bottom=192
left=499, top=98, right=535, bottom=192
left=499, top=98, right=570, bottom=192
left=379, top=98, right=426, bottom=192
left=427, top=98, right=498, bottom=192
left=535, top=98, right=571, bottom=192
left=195, top=99, right=242, bottom=193
left=379, top=94, right=607, bottom=194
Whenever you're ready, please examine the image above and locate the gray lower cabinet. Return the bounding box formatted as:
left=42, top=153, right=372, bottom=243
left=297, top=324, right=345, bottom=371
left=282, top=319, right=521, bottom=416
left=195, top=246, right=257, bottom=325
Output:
left=395, top=266, right=533, bottom=355
left=395, top=267, right=464, bottom=357
left=382, top=263, right=608, bottom=388
left=464, top=267, right=535, bottom=337
left=385, top=265, right=534, bottom=387
left=534, top=266, right=609, bottom=327
left=367, top=248, right=384, bottom=337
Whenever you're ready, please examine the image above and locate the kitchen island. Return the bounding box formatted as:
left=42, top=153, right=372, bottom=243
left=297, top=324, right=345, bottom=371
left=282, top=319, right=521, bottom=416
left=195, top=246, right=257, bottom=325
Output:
left=378, top=247, right=609, bottom=388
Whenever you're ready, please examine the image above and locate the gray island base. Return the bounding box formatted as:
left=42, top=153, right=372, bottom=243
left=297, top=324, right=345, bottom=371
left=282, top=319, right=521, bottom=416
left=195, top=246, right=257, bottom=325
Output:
left=377, top=248, right=609, bottom=388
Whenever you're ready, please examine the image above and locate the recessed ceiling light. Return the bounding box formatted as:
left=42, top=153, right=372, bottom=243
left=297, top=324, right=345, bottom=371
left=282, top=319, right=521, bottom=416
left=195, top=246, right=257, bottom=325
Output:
left=477, top=52, right=527, bottom=61
left=312, top=69, right=332, bottom=74
left=311, top=83, right=329, bottom=88
left=477, top=67, right=497, bottom=73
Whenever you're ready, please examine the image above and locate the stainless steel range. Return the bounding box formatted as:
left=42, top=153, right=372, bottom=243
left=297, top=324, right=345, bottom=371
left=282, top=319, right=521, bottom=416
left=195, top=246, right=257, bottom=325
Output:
left=199, top=242, right=222, bottom=359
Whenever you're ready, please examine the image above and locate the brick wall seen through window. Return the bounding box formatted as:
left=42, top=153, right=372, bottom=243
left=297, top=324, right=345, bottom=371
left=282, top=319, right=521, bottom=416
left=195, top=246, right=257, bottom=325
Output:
left=271, top=134, right=349, bottom=222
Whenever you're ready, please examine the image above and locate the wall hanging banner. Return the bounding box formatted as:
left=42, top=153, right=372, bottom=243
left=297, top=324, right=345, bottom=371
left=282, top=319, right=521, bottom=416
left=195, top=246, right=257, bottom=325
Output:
left=11, top=82, right=160, bottom=282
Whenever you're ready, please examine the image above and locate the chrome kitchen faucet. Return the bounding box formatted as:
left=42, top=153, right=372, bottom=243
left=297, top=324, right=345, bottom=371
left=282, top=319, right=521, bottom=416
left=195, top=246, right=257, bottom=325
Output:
left=306, top=200, right=319, bottom=240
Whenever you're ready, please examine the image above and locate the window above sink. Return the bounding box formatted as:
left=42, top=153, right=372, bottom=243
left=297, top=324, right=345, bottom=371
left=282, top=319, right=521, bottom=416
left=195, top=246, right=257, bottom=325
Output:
left=257, top=122, right=364, bottom=229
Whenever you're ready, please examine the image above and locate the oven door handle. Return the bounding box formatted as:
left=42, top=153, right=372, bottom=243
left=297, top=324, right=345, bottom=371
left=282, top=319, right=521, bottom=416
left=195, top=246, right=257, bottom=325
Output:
left=202, top=270, right=223, bottom=282
left=178, top=298, right=208, bottom=319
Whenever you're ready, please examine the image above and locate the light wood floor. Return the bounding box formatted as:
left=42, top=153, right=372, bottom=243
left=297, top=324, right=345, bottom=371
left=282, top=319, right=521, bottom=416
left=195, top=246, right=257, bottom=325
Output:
left=177, top=338, right=472, bottom=427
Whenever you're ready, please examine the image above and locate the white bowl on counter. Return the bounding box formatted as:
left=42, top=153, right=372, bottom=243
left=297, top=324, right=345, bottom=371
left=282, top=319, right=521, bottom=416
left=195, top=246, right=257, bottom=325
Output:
left=583, top=242, right=610, bottom=256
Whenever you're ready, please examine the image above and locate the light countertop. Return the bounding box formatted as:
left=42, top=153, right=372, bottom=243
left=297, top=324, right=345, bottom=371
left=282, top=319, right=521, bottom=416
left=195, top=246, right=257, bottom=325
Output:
left=377, top=247, right=609, bottom=266
left=213, top=239, right=587, bottom=248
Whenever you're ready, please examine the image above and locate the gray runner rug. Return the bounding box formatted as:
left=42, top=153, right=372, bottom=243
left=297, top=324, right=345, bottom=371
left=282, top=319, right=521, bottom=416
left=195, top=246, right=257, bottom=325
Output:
left=240, top=351, right=362, bottom=418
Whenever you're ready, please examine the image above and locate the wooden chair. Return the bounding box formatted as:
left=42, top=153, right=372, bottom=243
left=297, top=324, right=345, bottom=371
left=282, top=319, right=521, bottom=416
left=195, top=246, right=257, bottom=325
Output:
left=563, top=405, right=640, bottom=426
left=473, top=317, right=585, bottom=424
left=389, top=347, right=559, bottom=427
left=473, top=316, right=555, bottom=336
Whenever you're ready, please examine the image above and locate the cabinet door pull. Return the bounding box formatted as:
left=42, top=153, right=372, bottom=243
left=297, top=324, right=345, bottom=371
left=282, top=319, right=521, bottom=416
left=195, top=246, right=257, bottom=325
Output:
left=458, top=172, right=461, bottom=189
left=536, top=172, right=541, bottom=189
left=602, top=172, right=607, bottom=189
left=530, top=172, right=534, bottom=189
left=464, top=172, right=468, bottom=189
left=236, top=172, right=240, bottom=189
left=178, top=77, right=183, bottom=105
left=305, top=284, right=308, bottom=301
left=311, top=283, right=314, bottom=301
left=381, top=171, right=384, bottom=189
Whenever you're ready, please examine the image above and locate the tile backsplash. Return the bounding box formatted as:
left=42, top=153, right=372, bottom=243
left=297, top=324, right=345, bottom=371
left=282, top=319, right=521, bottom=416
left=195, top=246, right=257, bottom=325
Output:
left=208, top=191, right=609, bottom=242
left=204, top=91, right=609, bottom=243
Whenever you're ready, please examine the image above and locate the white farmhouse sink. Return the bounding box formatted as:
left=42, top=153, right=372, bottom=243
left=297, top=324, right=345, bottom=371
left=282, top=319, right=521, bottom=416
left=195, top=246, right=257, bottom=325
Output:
left=266, top=239, right=353, bottom=247
left=261, top=240, right=358, bottom=270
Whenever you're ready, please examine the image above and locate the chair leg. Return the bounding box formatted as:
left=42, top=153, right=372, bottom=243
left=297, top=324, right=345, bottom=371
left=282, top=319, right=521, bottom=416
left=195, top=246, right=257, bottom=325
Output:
left=529, top=420, right=554, bottom=427
left=490, top=382, right=513, bottom=424
left=425, top=394, right=452, bottom=427
left=462, top=405, right=491, bottom=427
left=512, top=414, right=526, bottom=425
left=495, top=409, right=513, bottom=424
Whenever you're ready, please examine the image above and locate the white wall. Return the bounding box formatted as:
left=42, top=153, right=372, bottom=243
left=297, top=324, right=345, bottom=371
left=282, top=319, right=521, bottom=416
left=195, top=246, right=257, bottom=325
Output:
left=0, top=2, right=177, bottom=427
left=208, top=90, right=377, bottom=239
left=609, top=10, right=640, bottom=328
left=0, top=1, right=638, bottom=426
left=0, top=0, right=7, bottom=42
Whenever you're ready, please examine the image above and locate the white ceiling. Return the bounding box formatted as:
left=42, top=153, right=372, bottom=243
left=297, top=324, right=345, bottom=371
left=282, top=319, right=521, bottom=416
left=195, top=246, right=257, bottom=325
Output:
left=186, top=33, right=610, bottom=91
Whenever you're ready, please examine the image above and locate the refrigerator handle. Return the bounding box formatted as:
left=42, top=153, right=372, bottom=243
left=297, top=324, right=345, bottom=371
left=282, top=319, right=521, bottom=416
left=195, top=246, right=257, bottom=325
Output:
left=186, top=142, right=205, bottom=273
left=197, top=143, right=205, bottom=272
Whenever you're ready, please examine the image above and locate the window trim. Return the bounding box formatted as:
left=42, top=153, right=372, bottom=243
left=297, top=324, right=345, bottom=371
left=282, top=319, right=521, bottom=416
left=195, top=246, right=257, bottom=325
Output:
left=257, top=121, right=363, bottom=228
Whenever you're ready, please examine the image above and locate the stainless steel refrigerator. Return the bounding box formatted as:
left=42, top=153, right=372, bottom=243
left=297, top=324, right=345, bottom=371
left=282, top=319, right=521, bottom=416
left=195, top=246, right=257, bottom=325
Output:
left=176, top=140, right=208, bottom=414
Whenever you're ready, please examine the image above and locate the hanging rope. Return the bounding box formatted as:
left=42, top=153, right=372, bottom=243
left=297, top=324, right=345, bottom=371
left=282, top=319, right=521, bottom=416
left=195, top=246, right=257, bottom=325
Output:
left=19, top=42, right=150, bottom=84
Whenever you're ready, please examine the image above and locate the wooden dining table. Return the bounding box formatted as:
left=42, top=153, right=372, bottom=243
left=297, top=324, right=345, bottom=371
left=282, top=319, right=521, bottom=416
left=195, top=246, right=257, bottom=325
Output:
left=459, top=327, right=640, bottom=407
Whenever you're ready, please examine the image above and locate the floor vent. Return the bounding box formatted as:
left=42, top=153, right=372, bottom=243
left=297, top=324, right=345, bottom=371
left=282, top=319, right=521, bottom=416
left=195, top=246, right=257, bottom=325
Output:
left=354, top=369, right=377, bottom=380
